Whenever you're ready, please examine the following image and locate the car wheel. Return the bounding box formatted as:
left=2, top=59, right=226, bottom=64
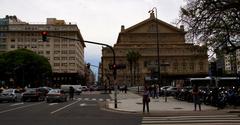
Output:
left=12, top=97, right=16, bottom=102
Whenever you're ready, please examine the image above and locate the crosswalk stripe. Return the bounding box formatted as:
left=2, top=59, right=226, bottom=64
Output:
left=76, top=98, right=109, bottom=102
left=141, top=115, right=240, bottom=125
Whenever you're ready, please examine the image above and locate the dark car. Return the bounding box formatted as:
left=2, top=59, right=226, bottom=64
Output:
left=46, top=89, right=67, bottom=103
left=22, top=88, right=46, bottom=102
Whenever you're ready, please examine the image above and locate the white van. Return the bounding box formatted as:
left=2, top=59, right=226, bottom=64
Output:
left=60, top=85, right=82, bottom=94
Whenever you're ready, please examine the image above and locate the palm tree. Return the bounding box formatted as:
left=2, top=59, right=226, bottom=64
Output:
left=126, top=50, right=141, bottom=87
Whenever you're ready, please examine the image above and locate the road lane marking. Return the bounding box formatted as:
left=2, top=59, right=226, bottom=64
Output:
left=49, top=103, right=58, bottom=106
left=80, top=103, right=97, bottom=107
left=80, top=103, right=86, bottom=106
left=10, top=102, right=24, bottom=106
left=0, top=102, right=43, bottom=114
left=50, top=100, right=80, bottom=114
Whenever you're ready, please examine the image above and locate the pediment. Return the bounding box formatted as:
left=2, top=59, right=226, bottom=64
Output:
left=121, top=18, right=184, bottom=34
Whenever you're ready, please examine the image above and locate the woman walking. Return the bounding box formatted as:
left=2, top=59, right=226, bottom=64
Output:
left=192, top=84, right=201, bottom=111
left=143, top=86, right=150, bottom=113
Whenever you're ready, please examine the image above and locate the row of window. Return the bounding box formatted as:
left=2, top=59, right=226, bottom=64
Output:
left=143, top=60, right=204, bottom=70
left=53, top=63, right=76, bottom=67
left=53, top=50, right=75, bottom=54
left=53, top=57, right=75, bottom=60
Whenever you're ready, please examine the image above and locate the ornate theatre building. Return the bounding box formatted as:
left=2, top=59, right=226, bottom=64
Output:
left=101, top=12, right=208, bottom=87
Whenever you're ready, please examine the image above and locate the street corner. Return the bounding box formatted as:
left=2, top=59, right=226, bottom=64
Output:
left=103, top=99, right=143, bottom=114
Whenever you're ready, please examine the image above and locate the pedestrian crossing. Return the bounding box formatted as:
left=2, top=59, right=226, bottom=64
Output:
left=141, top=115, right=240, bottom=125
left=75, top=97, right=111, bottom=102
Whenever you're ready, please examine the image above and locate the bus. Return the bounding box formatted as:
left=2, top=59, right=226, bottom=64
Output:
left=186, top=77, right=239, bottom=87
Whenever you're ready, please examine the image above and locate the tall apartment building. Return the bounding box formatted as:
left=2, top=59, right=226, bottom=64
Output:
left=0, top=15, right=85, bottom=86
left=223, top=49, right=240, bottom=74
left=101, top=12, right=208, bottom=87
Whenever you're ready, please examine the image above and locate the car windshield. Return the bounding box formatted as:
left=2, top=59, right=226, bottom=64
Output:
left=48, top=89, right=60, bottom=94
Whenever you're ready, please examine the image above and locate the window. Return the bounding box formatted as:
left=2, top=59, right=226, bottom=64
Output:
left=61, top=50, right=68, bottom=54
left=62, top=57, right=68, bottom=60
left=69, top=63, right=75, bottom=66
left=11, top=39, right=15, bottom=42
left=199, top=62, right=204, bottom=71
left=38, top=51, right=44, bottom=54
left=69, top=50, right=75, bottom=54
left=46, top=51, right=50, bottom=54
left=10, top=45, right=15, bottom=48
left=54, top=57, right=60, bottom=60
left=54, top=51, right=60, bottom=54
left=69, top=57, right=75, bottom=60
left=54, top=63, right=60, bottom=66
left=173, top=62, right=178, bottom=71
left=61, top=63, right=67, bottom=66
left=182, top=62, right=186, bottom=71
left=190, top=62, right=194, bottom=71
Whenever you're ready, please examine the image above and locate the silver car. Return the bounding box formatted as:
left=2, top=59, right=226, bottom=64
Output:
left=0, top=89, right=22, bottom=102
left=46, top=89, right=68, bottom=103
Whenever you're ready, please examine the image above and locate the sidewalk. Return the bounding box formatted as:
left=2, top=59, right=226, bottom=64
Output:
left=107, top=91, right=239, bottom=115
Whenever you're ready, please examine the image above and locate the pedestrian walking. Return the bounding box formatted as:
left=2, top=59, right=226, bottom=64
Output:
left=143, top=86, right=150, bottom=113
left=69, top=86, right=75, bottom=100
left=124, top=84, right=127, bottom=93
left=192, top=84, right=201, bottom=111
left=153, top=84, right=157, bottom=98
left=156, top=84, right=159, bottom=98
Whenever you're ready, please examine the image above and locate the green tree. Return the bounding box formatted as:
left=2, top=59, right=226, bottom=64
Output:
left=126, top=50, right=141, bottom=86
left=0, top=49, right=52, bottom=87
left=179, top=0, right=240, bottom=53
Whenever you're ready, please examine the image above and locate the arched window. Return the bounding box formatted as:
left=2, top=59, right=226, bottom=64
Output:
left=190, top=62, right=194, bottom=71
left=173, top=62, right=178, bottom=71
left=182, top=62, right=186, bottom=71
left=199, top=62, right=204, bottom=71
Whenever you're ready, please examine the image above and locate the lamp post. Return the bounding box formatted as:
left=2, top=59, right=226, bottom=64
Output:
left=149, top=7, right=160, bottom=88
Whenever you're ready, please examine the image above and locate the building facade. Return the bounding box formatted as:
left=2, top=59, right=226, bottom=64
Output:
left=0, top=15, right=85, bottom=86
left=223, top=49, right=240, bottom=74
left=101, top=13, right=208, bottom=87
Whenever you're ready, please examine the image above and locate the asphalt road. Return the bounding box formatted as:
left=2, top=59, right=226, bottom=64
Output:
left=0, top=92, right=141, bottom=125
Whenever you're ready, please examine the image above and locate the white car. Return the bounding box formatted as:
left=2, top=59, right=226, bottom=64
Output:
left=0, top=89, right=22, bottom=102
left=166, top=87, right=178, bottom=96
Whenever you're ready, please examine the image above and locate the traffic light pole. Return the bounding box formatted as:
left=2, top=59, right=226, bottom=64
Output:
left=44, top=34, right=118, bottom=108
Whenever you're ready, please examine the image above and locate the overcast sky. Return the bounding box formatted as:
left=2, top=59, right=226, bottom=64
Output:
left=0, top=0, right=185, bottom=76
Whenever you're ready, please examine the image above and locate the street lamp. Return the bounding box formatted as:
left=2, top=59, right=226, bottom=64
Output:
left=149, top=7, right=160, bottom=87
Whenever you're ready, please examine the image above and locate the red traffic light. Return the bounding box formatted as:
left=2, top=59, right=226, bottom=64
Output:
left=41, top=31, right=48, bottom=42
left=41, top=31, right=48, bottom=35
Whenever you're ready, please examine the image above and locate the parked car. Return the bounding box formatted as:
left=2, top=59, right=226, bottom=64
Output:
left=166, top=86, right=178, bottom=96
left=38, top=86, right=52, bottom=96
left=176, top=86, right=193, bottom=101
left=81, top=86, right=89, bottom=91
left=160, top=86, right=172, bottom=96
left=22, top=88, right=46, bottom=102
left=46, top=89, right=68, bottom=103
left=0, top=89, right=22, bottom=102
